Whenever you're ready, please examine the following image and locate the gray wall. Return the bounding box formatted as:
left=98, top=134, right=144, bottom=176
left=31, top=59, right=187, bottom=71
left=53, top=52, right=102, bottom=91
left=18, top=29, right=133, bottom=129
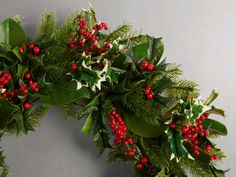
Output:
left=1, top=0, right=235, bottom=176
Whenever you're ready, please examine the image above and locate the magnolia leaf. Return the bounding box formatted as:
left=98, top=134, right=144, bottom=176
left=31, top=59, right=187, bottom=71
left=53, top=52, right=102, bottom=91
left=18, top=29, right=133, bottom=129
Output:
left=132, top=42, right=148, bottom=59
left=166, top=128, right=191, bottom=161
left=79, top=93, right=101, bottom=116
left=202, top=118, right=227, bottom=136
left=124, top=111, right=167, bottom=138
left=206, top=106, right=225, bottom=117
left=204, top=90, right=219, bottom=106
left=0, top=99, right=20, bottom=128
left=147, top=36, right=164, bottom=63
left=81, top=113, right=94, bottom=134
left=39, top=82, right=90, bottom=105
left=0, top=18, right=26, bottom=48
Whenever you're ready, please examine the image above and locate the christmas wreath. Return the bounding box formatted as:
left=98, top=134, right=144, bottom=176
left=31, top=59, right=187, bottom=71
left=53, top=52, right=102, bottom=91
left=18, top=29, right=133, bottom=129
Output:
left=0, top=7, right=228, bottom=177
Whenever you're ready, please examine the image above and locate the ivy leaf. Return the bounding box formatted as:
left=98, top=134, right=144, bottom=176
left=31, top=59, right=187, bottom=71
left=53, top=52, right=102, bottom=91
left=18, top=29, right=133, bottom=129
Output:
left=0, top=99, right=20, bottom=128
left=166, top=128, right=191, bottom=161
left=0, top=18, right=26, bottom=49
left=202, top=118, right=227, bottom=136
left=81, top=113, right=94, bottom=134
left=39, top=82, right=90, bottom=105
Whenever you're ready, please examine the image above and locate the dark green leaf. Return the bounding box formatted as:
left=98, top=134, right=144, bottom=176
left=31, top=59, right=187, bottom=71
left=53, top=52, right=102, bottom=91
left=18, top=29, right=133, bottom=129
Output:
left=39, top=82, right=90, bottom=105
left=167, top=128, right=190, bottom=161
left=79, top=93, right=101, bottom=116
left=0, top=18, right=26, bottom=48
left=0, top=99, right=20, bottom=128
left=147, top=36, right=164, bottom=63
left=202, top=118, right=227, bottom=136
left=124, top=111, right=167, bottom=138
left=132, top=43, right=148, bottom=59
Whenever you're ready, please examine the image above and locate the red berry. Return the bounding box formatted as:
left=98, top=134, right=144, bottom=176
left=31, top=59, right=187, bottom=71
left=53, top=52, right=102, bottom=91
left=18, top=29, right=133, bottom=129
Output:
left=193, top=149, right=200, bottom=156
left=147, top=63, right=154, bottom=71
left=141, top=157, right=148, bottom=164
left=33, top=47, right=41, bottom=54
left=25, top=73, right=31, bottom=79
left=205, top=145, right=212, bottom=153
left=204, top=129, right=209, bottom=136
left=141, top=61, right=148, bottom=69
left=169, top=122, right=177, bottom=129
left=136, top=163, right=143, bottom=170
left=192, top=139, right=198, bottom=145
left=127, top=137, right=133, bottom=144
left=29, top=43, right=35, bottom=49
left=144, top=87, right=151, bottom=94
left=213, top=154, right=218, bottom=160
left=71, top=64, right=77, bottom=71
left=181, top=127, right=188, bottom=133
left=19, top=46, right=24, bottom=53
left=146, top=93, right=154, bottom=100
left=24, top=102, right=31, bottom=109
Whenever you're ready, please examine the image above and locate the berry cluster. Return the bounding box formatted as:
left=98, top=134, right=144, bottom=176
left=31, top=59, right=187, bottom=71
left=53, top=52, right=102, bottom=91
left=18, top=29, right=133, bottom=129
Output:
left=139, top=60, right=154, bottom=72
left=108, top=111, right=136, bottom=157
left=144, top=85, right=154, bottom=100
left=67, top=18, right=111, bottom=56
left=19, top=43, right=41, bottom=57
left=170, top=113, right=219, bottom=160
left=0, top=72, right=37, bottom=110
left=0, top=71, right=12, bottom=89
left=136, top=157, right=149, bottom=170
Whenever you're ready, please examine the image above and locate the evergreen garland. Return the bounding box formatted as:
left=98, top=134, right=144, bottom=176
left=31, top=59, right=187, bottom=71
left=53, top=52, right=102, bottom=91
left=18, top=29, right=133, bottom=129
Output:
left=0, top=7, right=228, bottom=177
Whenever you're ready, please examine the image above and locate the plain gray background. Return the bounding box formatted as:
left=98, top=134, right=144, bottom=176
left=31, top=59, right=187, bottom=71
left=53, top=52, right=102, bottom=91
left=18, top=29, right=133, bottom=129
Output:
left=1, top=0, right=236, bottom=176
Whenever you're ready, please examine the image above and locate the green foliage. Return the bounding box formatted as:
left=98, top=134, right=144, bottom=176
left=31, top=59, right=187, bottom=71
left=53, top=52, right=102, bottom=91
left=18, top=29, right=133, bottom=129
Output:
left=0, top=166, right=9, bottom=177
left=166, top=129, right=189, bottom=161
left=0, top=18, right=26, bottom=49
left=202, top=118, right=227, bottom=136
left=36, top=11, right=56, bottom=38
left=106, top=24, right=132, bottom=43
left=180, top=158, right=214, bottom=177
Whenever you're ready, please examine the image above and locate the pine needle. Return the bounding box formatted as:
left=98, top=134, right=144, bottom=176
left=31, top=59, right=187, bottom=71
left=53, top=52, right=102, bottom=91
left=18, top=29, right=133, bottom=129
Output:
left=36, top=11, right=56, bottom=38
left=106, top=24, right=132, bottom=43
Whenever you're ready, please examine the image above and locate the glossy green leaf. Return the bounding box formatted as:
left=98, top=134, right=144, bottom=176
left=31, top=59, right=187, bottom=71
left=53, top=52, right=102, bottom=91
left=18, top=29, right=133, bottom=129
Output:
left=147, top=36, right=164, bottom=63
left=204, top=90, right=218, bottom=106
left=202, top=118, right=227, bottom=136
left=81, top=113, right=94, bottom=134
left=0, top=99, right=20, bottom=128
left=124, top=111, right=167, bottom=138
left=39, top=82, right=90, bottom=105
left=207, top=106, right=225, bottom=117
left=167, top=128, right=190, bottom=161
left=132, top=43, right=148, bottom=59
left=16, top=64, right=28, bottom=79
left=0, top=18, right=26, bottom=48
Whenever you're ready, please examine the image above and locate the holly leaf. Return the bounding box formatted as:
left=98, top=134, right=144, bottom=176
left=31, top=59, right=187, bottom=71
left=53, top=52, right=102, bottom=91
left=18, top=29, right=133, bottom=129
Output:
left=16, top=64, right=28, bottom=79
left=202, top=118, right=227, bottom=136
left=13, top=110, right=26, bottom=134
left=0, top=18, right=26, bottom=49
left=166, top=128, right=191, bottom=161
left=81, top=113, right=94, bottom=134
left=39, top=82, right=90, bottom=105
left=0, top=99, right=20, bottom=128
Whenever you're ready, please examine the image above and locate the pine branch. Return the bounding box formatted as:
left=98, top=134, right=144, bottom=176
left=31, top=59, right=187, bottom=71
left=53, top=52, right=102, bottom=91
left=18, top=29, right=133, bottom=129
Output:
left=54, top=11, right=82, bottom=44
left=163, top=79, right=199, bottom=98
left=29, top=104, right=49, bottom=128
left=180, top=158, right=214, bottom=177
left=0, top=166, right=9, bottom=177
left=36, top=11, right=56, bottom=38
left=106, top=24, right=132, bottom=43
left=59, top=103, right=80, bottom=120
